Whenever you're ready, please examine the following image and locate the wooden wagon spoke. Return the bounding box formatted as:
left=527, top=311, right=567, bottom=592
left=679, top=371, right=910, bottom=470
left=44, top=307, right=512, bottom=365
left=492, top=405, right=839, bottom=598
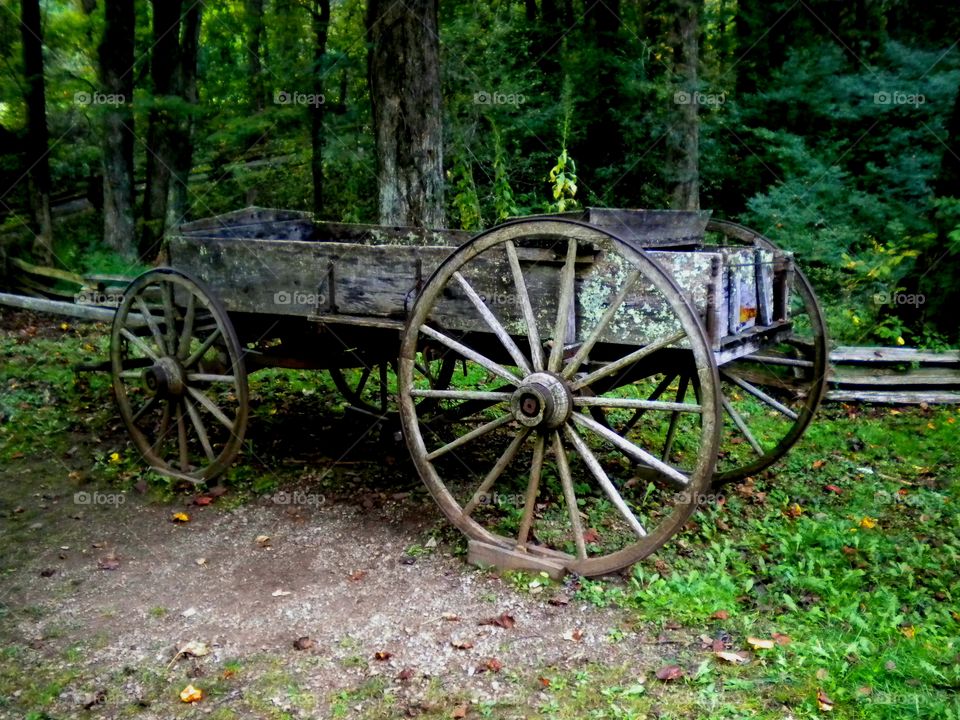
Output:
left=505, top=240, right=544, bottom=372
left=136, top=297, right=168, bottom=355
left=176, top=401, right=190, bottom=471
left=453, top=271, right=531, bottom=374
left=157, top=399, right=172, bottom=443
left=183, top=395, right=216, bottom=463
left=571, top=330, right=686, bottom=391
left=619, top=373, right=678, bottom=435
left=426, top=414, right=514, bottom=461
left=409, top=388, right=512, bottom=403
left=186, top=373, right=237, bottom=384
left=549, top=237, right=579, bottom=373
left=574, top=396, right=701, bottom=413
left=131, top=394, right=159, bottom=423
left=722, top=371, right=799, bottom=420
left=462, top=428, right=532, bottom=517
left=419, top=325, right=521, bottom=385
left=562, top=424, right=647, bottom=538
left=562, top=266, right=643, bottom=379
left=571, top=412, right=690, bottom=490
left=186, top=386, right=235, bottom=430
left=721, top=395, right=764, bottom=455
left=177, top=293, right=196, bottom=359
left=161, top=282, right=177, bottom=352
left=552, top=431, right=587, bottom=560
left=515, top=433, right=546, bottom=549
left=184, top=327, right=223, bottom=369
left=661, top=374, right=690, bottom=461
left=120, top=327, right=159, bottom=361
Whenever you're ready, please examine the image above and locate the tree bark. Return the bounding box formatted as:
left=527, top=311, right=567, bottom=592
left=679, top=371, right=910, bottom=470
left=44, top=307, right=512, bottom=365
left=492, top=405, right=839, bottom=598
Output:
left=366, top=0, right=444, bottom=227
left=20, top=0, right=53, bottom=263
left=311, top=0, right=331, bottom=215
left=99, top=0, right=136, bottom=258
left=667, top=0, right=701, bottom=211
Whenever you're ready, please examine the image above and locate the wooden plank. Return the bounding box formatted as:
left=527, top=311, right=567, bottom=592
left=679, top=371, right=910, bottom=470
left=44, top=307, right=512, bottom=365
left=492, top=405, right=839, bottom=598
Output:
left=10, top=257, right=85, bottom=287
left=467, top=539, right=567, bottom=579
left=825, top=389, right=960, bottom=404
left=830, top=346, right=960, bottom=365
left=584, top=207, right=711, bottom=247
left=177, top=206, right=312, bottom=233
left=0, top=291, right=147, bottom=325
left=830, top=365, right=960, bottom=386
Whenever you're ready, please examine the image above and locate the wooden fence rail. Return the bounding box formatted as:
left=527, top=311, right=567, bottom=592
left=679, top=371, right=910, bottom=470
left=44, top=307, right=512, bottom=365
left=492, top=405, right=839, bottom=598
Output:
left=827, top=346, right=960, bottom=404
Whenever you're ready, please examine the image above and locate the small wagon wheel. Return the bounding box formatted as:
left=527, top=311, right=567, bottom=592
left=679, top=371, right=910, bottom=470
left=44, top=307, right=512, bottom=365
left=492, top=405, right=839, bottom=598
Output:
left=706, top=219, right=829, bottom=484
left=399, top=219, right=722, bottom=577
left=330, top=352, right=457, bottom=418
left=111, top=268, right=249, bottom=483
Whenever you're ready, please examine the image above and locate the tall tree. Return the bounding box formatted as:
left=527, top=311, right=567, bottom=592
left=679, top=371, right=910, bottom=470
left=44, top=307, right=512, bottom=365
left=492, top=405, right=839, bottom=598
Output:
left=310, top=0, right=331, bottom=214
left=245, top=0, right=267, bottom=112
left=20, top=0, right=53, bottom=263
left=99, top=0, right=136, bottom=258
left=139, top=1, right=202, bottom=261
left=366, top=0, right=444, bottom=227
left=667, top=0, right=701, bottom=210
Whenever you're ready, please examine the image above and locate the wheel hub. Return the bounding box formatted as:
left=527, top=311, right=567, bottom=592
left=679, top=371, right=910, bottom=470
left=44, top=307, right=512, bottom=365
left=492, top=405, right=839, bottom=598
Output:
left=143, top=356, right=185, bottom=396
left=510, top=372, right=572, bottom=429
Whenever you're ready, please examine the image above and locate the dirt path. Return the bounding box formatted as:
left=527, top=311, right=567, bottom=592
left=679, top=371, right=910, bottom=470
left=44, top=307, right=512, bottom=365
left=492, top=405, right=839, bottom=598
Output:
left=1, top=455, right=688, bottom=719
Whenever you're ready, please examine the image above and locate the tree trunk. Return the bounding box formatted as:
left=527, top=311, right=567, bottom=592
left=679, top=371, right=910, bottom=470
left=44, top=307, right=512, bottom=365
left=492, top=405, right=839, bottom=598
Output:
left=245, top=0, right=267, bottom=111
left=20, top=0, right=53, bottom=264
left=311, top=0, right=331, bottom=214
left=366, top=0, right=444, bottom=227
left=166, top=4, right=201, bottom=233
left=667, top=0, right=701, bottom=211
left=99, top=0, right=136, bottom=258
left=139, top=0, right=201, bottom=261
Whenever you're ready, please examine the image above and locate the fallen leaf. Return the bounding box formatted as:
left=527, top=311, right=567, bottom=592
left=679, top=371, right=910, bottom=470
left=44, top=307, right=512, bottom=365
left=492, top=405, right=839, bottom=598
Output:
left=195, top=557, right=207, bottom=566
left=171, top=512, right=190, bottom=523
left=747, top=637, right=776, bottom=650
left=396, top=667, right=415, bottom=681
left=710, top=610, right=729, bottom=620
left=293, top=636, right=314, bottom=651
left=859, top=516, right=877, bottom=529
left=374, top=650, right=392, bottom=661
left=548, top=593, right=570, bottom=607
left=451, top=640, right=474, bottom=650
left=817, top=688, right=834, bottom=712
left=824, top=485, right=843, bottom=494
left=562, top=628, right=583, bottom=642
left=441, top=612, right=460, bottom=621
left=179, top=640, right=210, bottom=657
left=255, top=535, right=271, bottom=547
left=451, top=704, right=467, bottom=719
left=539, top=677, right=551, bottom=687
left=583, top=528, right=601, bottom=543
left=97, top=556, right=120, bottom=571
left=711, top=639, right=726, bottom=652
left=479, top=612, right=515, bottom=629
left=82, top=689, right=106, bottom=709
left=271, top=589, right=291, bottom=597
left=479, top=657, right=503, bottom=673
left=772, top=632, right=792, bottom=646
left=655, top=664, right=684, bottom=681
left=714, top=650, right=750, bottom=665
left=812, top=459, right=826, bottom=470
left=784, top=503, right=803, bottom=518
left=194, top=496, right=213, bottom=506
left=900, top=625, right=916, bottom=639
left=349, top=570, right=367, bottom=582
left=179, top=684, right=203, bottom=703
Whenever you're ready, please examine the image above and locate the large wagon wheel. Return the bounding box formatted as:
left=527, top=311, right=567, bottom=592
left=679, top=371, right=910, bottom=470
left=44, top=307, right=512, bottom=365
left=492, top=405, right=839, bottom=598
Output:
left=399, top=219, right=722, bottom=577
left=330, top=352, right=457, bottom=418
left=111, top=269, right=248, bottom=483
left=705, top=220, right=829, bottom=484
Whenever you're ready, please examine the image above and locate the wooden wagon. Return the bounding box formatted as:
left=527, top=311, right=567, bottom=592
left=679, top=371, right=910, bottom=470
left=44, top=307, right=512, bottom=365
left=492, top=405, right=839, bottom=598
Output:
left=1, top=208, right=828, bottom=577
